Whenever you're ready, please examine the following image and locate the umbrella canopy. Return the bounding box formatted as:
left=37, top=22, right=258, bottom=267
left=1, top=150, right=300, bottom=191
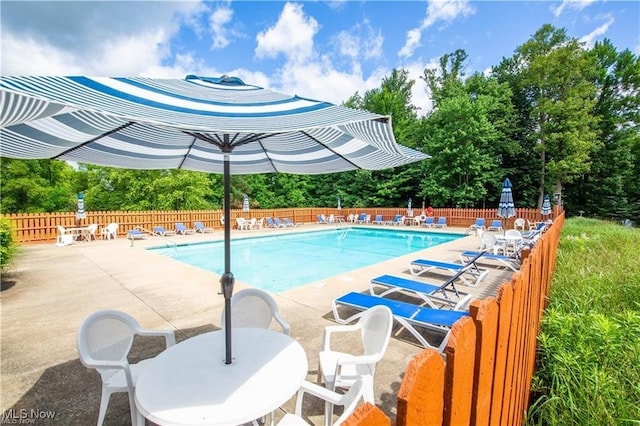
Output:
left=0, top=74, right=427, bottom=364
left=541, top=194, right=552, bottom=216
left=242, top=194, right=249, bottom=213
left=497, top=178, right=516, bottom=219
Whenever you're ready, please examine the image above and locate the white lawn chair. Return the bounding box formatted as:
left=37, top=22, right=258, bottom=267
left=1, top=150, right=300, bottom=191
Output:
left=277, top=379, right=365, bottom=426
left=77, top=310, right=175, bottom=426
left=100, top=223, right=119, bottom=240
left=221, top=288, right=291, bottom=335
left=317, top=305, right=393, bottom=412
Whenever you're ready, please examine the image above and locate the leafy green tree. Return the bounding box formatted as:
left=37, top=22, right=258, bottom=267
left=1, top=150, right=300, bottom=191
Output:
left=512, top=25, right=600, bottom=207
left=566, top=40, right=640, bottom=221
left=0, top=159, right=78, bottom=213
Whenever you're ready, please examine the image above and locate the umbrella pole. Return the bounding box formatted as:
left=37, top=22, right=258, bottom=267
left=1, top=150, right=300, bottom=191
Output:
left=221, top=152, right=234, bottom=365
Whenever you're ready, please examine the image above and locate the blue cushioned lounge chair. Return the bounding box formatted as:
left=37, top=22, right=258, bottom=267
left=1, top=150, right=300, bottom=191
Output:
left=369, top=274, right=472, bottom=310
left=422, top=216, right=435, bottom=227
left=433, top=217, right=447, bottom=228
left=175, top=222, right=195, bottom=235
left=409, top=256, right=488, bottom=287
left=152, top=226, right=175, bottom=236
left=193, top=221, right=215, bottom=233
left=332, top=292, right=467, bottom=351
left=487, top=220, right=503, bottom=232
left=459, top=251, right=520, bottom=272
left=372, top=214, right=384, bottom=224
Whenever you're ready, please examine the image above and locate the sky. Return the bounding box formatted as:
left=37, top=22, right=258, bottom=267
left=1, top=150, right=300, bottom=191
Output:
left=1, top=0, right=638, bottom=115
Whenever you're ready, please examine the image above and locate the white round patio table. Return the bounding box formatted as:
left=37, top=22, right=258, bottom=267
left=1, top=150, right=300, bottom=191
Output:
left=135, top=327, right=308, bottom=426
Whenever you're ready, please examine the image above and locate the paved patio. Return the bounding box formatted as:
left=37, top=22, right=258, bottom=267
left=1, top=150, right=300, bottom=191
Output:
left=0, top=223, right=512, bottom=425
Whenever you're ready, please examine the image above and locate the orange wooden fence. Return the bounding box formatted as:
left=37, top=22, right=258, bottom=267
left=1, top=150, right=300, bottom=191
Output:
left=345, top=212, right=564, bottom=426
left=2, top=207, right=554, bottom=243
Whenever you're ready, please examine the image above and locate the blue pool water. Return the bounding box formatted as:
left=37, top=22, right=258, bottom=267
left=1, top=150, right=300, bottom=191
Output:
left=149, top=227, right=463, bottom=293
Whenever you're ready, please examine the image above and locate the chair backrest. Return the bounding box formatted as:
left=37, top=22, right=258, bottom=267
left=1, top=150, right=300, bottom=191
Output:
left=57, top=225, right=66, bottom=235
left=358, top=306, right=393, bottom=359
left=222, top=289, right=291, bottom=335
left=425, top=216, right=434, bottom=224
left=77, top=310, right=138, bottom=377
left=481, top=232, right=499, bottom=250
left=475, top=218, right=485, bottom=227
left=107, top=223, right=119, bottom=233
left=438, top=217, right=446, bottom=224
left=514, top=218, right=526, bottom=230
left=194, top=221, right=204, bottom=229
left=491, top=220, right=502, bottom=228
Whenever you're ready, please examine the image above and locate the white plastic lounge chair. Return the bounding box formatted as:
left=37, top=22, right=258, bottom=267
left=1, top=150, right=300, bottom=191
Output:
left=387, top=214, right=404, bottom=225
left=460, top=250, right=520, bottom=272
left=318, top=305, right=393, bottom=409
left=152, top=226, right=175, bottom=236
left=422, top=216, right=435, bottom=227
left=433, top=217, right=447, bottom=228
left=469, top=218, right=486, bottom=232
left=283, top=218, right=297, bottom=227
left=409, top=257, right=489, bottom=287
left=56, top=225, right=77, bottom=246
left=487, top=220, right=503, bottom=232
left=77, top=310, right=175, bottom=426
left=332, top=292, right=467, bottom=352
left=277, top=379, right=365, bottom=426
left=221, top=288, right=291, bottom=335
left=193, top=221, right=215, bottom=233
left=317, top=214, right=329, bottom=224
left=100, top=222, right=119, bottom=240
left=369, top=274, right=472, bottom=310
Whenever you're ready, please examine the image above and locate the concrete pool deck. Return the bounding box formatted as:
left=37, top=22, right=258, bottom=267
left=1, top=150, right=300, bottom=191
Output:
left=1, top=223, right=513, bottom=425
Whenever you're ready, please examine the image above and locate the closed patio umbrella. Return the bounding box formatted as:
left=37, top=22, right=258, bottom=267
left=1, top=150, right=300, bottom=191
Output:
left=497, top=178, right=516, bottom=230
left=242, top=194, right=250, bottom=213
left=541, top=194, right=552, bottom=217
left=0, top=74, right=428, bottom=364
left=76, top=192, right=86, bottom=221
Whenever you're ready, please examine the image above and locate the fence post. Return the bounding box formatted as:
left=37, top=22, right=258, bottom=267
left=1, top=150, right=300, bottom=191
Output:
left=397, top=349, right=445, bottom=426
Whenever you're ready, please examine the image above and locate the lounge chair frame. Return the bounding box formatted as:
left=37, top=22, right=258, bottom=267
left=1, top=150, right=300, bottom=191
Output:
left=332, top=292, right=467, bottom=352
left=369, top=274, right=472, bottom=310
left=409, top=252, right=489, bottom=287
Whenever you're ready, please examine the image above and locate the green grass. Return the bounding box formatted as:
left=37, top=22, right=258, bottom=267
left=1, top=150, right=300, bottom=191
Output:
left=527, top=217, right=640, bottom=426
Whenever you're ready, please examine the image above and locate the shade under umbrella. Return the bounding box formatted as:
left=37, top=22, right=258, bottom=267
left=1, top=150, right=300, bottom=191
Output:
left=242, top=194, right=249, bottom=213
left=0, top=74, right=428, bottom=364
left=497, top=178, right=516, bottom=220
left=541, top=194, right=552, bottom=216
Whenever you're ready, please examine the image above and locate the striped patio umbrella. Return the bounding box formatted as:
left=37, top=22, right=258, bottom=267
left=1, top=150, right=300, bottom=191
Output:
left=0, top=74, right=428, bottom=364
left=497, top=178, right=516, bottom=227
left=541, top=194, right=552, bottom=216
left=76, top=192, right=86, bottom=221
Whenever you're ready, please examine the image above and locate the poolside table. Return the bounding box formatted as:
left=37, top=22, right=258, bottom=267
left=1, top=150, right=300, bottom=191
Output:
left=135, top=327, right=308, bottom=426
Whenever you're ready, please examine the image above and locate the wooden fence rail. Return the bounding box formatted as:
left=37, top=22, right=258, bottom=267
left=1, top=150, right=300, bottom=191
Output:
left=3, top=207, right=555, bottom=243
left=345, top=212, right=564, bottom=426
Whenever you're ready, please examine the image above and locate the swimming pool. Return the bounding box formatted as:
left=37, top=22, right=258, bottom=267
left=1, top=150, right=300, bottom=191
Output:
left=149, top=227, right=463, bottom=293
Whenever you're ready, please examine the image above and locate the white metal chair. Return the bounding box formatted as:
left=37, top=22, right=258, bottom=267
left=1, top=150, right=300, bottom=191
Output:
left=100, top=223, right=118, bottom=240
left=77, top=310, right=175, bottom=426
left=221, top=288, right=291, bottom=335
left=277, top=379, right=365, bottom=426
left=317, top=305, right=393, bottom=410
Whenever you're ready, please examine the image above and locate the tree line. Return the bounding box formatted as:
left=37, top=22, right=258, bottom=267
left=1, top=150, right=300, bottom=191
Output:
left=2, top=25, right=638, bottom=224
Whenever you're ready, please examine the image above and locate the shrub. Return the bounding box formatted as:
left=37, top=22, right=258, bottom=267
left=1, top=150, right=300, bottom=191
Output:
left=0, top=217, right=17, bottom=270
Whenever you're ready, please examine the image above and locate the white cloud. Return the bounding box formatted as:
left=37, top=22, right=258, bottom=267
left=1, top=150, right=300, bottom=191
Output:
left=334, top=19, right=384, bottom=62
left=255, top=3, right=319, bottom=63
left=403, top=58, right=439, bottom=116
left=209, top=4, right=235, bottom=49
left=399, top=0, right=475, bottom=59
left=579, top=15, right=614, bottom=48
left=550, top=0, right=597, bottom=18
